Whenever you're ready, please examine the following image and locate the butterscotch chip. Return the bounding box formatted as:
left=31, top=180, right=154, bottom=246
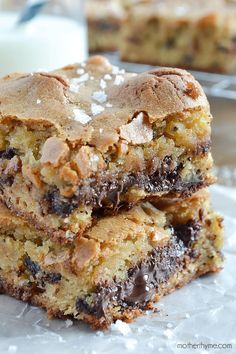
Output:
left=60, top=164, right=79, bottom=185
left=4, top=156, right=21, bottom=176
left=72, top=237, right=99, bottom=270
left=117, top=140, right=129, bottom=157
left=60, top=186, right=77, bottom=198
left=72, top=146, right=104, bottom=178
left=149, top=229, right=170, bottom=248
left=120, top=112, right=153, bottom=144
left=44, top=250, right=70, bottom=266
left=40, top=137, right=69, bottom=167
left=22, top=165, right=43, bottom=189
left=86, top=55, right=112, bottom=72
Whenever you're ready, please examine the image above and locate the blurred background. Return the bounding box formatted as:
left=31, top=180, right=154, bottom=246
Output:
left=0, top=0, right=235, bottom=186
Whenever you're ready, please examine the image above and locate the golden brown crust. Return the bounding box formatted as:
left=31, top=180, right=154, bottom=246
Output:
left=0, top=56, right=209, bottom=149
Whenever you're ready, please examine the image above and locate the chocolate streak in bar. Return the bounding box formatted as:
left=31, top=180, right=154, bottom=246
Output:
left=76, top=222, right=200, bottom=323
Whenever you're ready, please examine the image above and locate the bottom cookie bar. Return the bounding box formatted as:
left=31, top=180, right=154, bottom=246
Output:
left=0, top=190, right=223, bottom=330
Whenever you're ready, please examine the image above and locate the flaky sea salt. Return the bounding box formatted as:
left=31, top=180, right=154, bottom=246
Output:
left=91, top=103, right=104, bottom=116
left=76, top=68, right=85, bottom=75
left=92, top=90, right=107, bottom=103
left=104, top=74, right=112, bottom=80
left=73, top=108, right=91, bottom=124
left=76, top=73, right=89, bottom=83
left=112, top=66, right=125, bottom=75
left=36, top=99, right=41, bottom=104
left=8, top=346, right=17, bottom=353
left=112, top=65, right=120, bottom=74
left=106, top=102, right=113, bottom=108
left=100, top=79, right=107, bottom=89
left=70, top=78, right=83, bottom=93
left=90, top=154, right=99, bottom=163
left=114, top=75, right=124, bottom=86
left=110, top=320, right=131, bottom=336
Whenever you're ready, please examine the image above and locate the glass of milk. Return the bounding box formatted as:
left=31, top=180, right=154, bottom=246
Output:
left=0, top=0, right=88, bottom=76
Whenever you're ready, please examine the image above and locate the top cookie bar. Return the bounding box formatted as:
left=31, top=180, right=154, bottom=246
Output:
left=0, top=56, right=214, bottom=240
left=120, top=0, right=236, bottom=72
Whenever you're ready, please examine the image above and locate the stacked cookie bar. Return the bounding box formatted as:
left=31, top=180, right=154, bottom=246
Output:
left=120, top=0, right=236, bottom=73
left=0, top=56, right=223, bottom=329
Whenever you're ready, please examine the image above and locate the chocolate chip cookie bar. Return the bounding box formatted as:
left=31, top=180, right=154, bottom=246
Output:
left=0, top=190, right=223, bottom=329
left=86, top=0, right=125, bottom=52
left=120, top=1, right=236, bottom=72
left=0, top=56, right=214, bottom=241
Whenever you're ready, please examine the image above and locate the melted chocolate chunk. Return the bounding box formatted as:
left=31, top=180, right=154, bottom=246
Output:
left=44, top=156, right=204, bottom=217
left=0, top=148, right=18, bottom=160
left=173, top=221, right=201, bottom=248
left=76, top=222, right=201, bottom=321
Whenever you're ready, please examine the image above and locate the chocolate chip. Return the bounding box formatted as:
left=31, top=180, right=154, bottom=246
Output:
left=44, top=189, right=79, bottom=217
left=174, top=221, right=201, bottom=247
left=163, top=38, right=176, bottom=49
left=76, top=298, right=96, bottom=315
left=183, top=54, right=193, bottom=64
left=217, top=44, right=230, bottom=53
left=0, top=148, right=18, bottom=160
left=0, top=175, right=14, bottom=187
left=95, top=21, right=120, bottom=31
left=24, top=256, right=41, bottom=277
left=24, top=255, right=61, bottom=285
left=42, top=272, right=62, bottom=284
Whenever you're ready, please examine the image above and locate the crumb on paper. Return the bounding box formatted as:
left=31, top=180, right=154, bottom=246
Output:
left=124, top=338, right=138, bottom=351
left=96, top=331, right=104, bottom=337
left=65, top=319, right=73, bottom=328
left=163, top=329, right=174, bottom=339
left=166, top=322, right=173, bottom=329
left=110, top=320, right=131, bottom=336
